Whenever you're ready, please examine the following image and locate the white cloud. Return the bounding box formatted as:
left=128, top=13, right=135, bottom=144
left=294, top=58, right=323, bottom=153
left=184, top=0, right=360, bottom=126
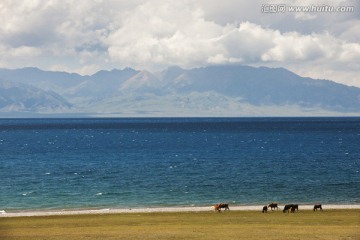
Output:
left=102, top=0, right=360, bottom=86
left=76, top=64, right=101, bottom=76
left=338, top=20, right=360, bottom=42
left=294, top=13, right=317, bottom=21
left=106, top=0, right=226, bottom=69
left=339, top=43, right=360, bottom=62
left=49, top=64, right=71, bottom=72
left=10, top=46, right=42, bottom=58
left=0, top=0, right=359, bottom=86
left=49, top=64, right=100, bottom=75
left=261, top=32, right=329, bottom=62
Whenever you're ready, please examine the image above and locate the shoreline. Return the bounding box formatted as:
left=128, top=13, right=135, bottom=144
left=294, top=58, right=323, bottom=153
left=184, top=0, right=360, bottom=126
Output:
left=1, top=204, right=360, bottom=218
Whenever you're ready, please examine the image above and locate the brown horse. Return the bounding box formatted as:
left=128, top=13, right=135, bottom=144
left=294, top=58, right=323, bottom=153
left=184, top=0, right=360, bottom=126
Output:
left=214, top=203, right=229, bottom=212
left=268, top=202, right=279, bottom=210
left=313, top=204, right=323, bottom=211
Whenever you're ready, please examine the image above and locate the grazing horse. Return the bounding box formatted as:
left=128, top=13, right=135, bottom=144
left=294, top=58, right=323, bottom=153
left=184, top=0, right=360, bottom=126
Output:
left=292, top=204, right=299, bottom=212
left=283, top=204, right=299, bottom=213
left=214, top=204, right=220, bottom=212
left=283, top=204, right=292, bottom=213
left=214, top=203, right=229, bottom=212
left=290, top=206, right=297, bottom=213
left=219, top=203, right=229, bottom=211
left=268, top=202, right=279, bottom=210
left=262, top=206, right=268, bottom=213
left=313, top=204, right=323, bottom=211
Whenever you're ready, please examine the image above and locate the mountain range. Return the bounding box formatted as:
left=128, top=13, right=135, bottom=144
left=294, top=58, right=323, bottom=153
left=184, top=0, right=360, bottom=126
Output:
left=0, top=65, right=359, bottom=117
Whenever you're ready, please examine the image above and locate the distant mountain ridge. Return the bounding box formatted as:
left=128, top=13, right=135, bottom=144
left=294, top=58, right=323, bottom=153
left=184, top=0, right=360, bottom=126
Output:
left=0, top=79, right=72, bottom=113
left=163, top=65, right=360, bottom=112
left=0, top=65, right=359, bottom=117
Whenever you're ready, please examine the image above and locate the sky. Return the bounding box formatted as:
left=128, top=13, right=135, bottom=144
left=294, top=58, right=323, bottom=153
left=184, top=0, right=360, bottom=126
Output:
left=0, top=0, right=359, bottom=87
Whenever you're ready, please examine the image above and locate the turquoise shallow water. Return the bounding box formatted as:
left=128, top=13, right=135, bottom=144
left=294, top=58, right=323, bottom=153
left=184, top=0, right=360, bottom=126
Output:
left=0, top=117, right=359, bottom=211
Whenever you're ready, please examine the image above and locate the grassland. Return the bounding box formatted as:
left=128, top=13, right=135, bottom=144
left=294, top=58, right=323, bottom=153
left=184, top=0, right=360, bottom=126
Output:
left=1, top=209, right=359, bottom=239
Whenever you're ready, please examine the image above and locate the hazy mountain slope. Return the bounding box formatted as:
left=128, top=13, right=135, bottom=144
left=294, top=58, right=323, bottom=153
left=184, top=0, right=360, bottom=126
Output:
left=0, top=67, right=139, bottom=98
left=161, top=65, right=360, bottom=112
left=0, top=67, right=84, bottom=88
left=0, top=65, right=359, bottom=116
left=65, top=68, right=139, bottom=99
left=118, top=70, right=165, bottom=95
left=91, top=68, right=139, bottom=84
left=0, top=80, right=72, bottom=112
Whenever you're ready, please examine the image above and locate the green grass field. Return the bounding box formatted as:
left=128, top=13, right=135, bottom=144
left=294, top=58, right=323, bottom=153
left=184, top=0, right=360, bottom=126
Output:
left=1, top=210, right=359, bottom=239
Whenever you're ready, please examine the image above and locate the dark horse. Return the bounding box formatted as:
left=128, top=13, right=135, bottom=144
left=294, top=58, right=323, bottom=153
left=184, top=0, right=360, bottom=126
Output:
left=283, top=204, right=298, bottom=213
left=214, top=203, right=229, bottom=212
left=268, top=202, right=279, bottom=210
left=262, top=205, right=268, bottom=213
left=313, top=204, right=323, bottom=211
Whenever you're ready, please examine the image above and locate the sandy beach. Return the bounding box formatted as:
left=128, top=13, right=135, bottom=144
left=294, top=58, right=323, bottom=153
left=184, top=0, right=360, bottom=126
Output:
left=1, top=204, right=360, bottom=217
left=2, top=206, right=359, bottom=240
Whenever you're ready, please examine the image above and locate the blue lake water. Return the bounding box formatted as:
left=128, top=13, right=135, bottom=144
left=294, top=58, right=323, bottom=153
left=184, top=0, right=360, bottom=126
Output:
left=0, top=117, right=359, bottom=211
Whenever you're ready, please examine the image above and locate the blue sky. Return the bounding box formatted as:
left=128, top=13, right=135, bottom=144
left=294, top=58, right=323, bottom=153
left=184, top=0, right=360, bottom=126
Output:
left=0, top=0, right=359, bottom=87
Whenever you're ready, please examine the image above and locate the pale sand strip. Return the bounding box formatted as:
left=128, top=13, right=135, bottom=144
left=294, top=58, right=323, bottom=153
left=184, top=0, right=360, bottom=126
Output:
left=1, top=205, right=360, bottom=218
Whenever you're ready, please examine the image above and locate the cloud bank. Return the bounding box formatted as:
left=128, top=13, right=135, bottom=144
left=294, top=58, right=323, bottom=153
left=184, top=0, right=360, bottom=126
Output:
left=0, top=0, right=359, bottom=86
